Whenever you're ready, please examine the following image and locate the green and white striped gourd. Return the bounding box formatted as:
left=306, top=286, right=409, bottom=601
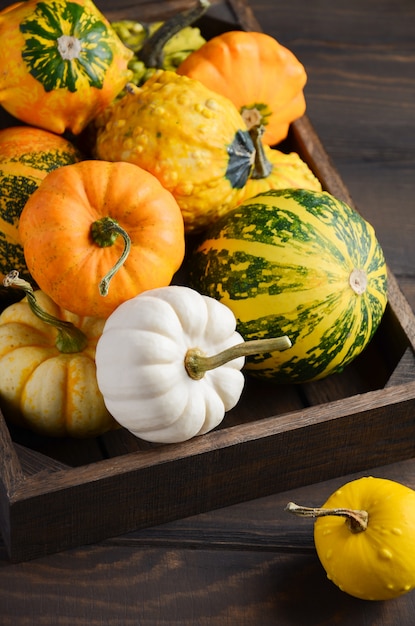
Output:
left=189, top=188, right=388, bottom=383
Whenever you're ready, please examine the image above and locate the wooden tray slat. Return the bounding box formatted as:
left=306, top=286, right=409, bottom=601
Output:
left=4, top=380, right=415, bottom=562
left=386, top=349, right=415, bottom=387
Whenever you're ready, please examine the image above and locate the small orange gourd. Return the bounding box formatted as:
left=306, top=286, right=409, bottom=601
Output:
left=177, top=30, right=307, bottom=146
left=0, top=0, right=133, bottom=134
left=18, top=160, right=185, bottom=318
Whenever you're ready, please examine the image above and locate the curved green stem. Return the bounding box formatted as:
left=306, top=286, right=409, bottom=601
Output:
left=137, top=0, right=210, bottom=68
left=90, top=217, right=131, bottom=297
left=285, top=501, right=368, bottom=534
left=3, top=271, right=88, bottom=354
left=249, top=124, right=273, bottom=179
left=185, top=335, right=292, bottom=380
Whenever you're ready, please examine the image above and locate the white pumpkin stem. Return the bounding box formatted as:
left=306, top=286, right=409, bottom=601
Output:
left=285, top=501, right=368, bottom=533
left=185, top=335, right=292, bottom=380
left=3, top=270, right=88, bottom=354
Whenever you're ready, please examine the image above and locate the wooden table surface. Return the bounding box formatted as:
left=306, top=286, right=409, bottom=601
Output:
left=1, top=0, right=415, bottom=623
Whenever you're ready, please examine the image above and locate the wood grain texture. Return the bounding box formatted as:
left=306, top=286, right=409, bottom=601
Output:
left=0, top=0, right=415, bottom=622
left=250, top=0, right=415, bottom=279
left=2, top=460, right=415, bottom=626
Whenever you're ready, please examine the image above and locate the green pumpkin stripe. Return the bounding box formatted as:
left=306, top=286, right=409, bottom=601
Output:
left=0, top=173, right=39, bottom=225
left=4, top=149, right=80, bottom=171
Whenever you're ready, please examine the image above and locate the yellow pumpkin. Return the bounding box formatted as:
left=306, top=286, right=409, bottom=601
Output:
left=0, top=0, right=133, bottom=134
left=0, top=272, right=115, bottom=438
left=287, top=477, right=415, bottom=600
left=93, top=70, right=256, bottom=233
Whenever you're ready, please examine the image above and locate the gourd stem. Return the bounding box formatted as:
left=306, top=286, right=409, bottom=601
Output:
left=185, top=335, right=292, bottom=380
left=90, top=217, right=131, bottom=297
left=137, top=0, right=210, bottom=68
left=349, top=268, right=368, bottom=295
left=3, top=270, right=88, bottom=354
left=285, top=501, right=369, bottom=534
left=249, top=124, right=273, bottom=179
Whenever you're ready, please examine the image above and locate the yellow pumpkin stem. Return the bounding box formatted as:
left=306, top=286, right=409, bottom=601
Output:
left=285, top=501, right=369, bottom=534
left=249, top=124, right=273, bottom=179
left=184, top=335, right=292, bottom=380
left=3, top=270, right=88, bottom=354
left=137, top=0, right=210, bottom=68
left=90, top=217, right=132, bottom=297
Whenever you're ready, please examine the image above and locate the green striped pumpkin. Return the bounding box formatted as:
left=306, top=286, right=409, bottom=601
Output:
left=189, top=188, right=388, bottom=383
left=0, top=126, right=82, bottom=286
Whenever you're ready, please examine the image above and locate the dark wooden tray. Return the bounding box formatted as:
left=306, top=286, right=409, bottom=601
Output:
left=1, top=0, right=415, bottom=563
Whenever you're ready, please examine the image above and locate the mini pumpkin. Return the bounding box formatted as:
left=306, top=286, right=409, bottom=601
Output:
left=189, top=188, right=387, bottom=383
left=18, top=160, right=185, bottom=318
left=287, top=477, right=415, bottom=601
left=0, top=0, right=133, bottom=134
left=0, top=125, right=82, bottom=285
left=0, top=271, right=115, bottom=438
left=93, top=70, right=256, bottom=233
left=177, top=30, right=307, bottom=146
left=95, top=285, right=291, bottom=444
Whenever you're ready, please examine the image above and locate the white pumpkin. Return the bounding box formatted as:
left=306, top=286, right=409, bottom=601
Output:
left=95, top=285, right=291, bottom=443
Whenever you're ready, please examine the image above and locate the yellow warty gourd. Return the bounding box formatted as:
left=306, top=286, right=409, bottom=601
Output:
left=93, top=70, right=256, bottom=233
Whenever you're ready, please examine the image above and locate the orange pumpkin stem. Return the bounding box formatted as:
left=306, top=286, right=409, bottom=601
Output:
left=138, top=0, right=210, bottom=68
left=249, top=124, right=273, bottom=179
left=184, top=335, right=292, bottom=380
left=285, top=501, right=368, bottom=533
left=3, top=270, right=88, bottom=354
left=90, top=217, right=132, bottom=297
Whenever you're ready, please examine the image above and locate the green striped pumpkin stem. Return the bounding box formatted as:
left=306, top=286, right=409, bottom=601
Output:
left=285, top=501, right=368, bottom=534
left=185, top=335, right=292, bottom=380
left=3, top=270, right=88, bottom=354
left=249, top=124, right=273, bottom=179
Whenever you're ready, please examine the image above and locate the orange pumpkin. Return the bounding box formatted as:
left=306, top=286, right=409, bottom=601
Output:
left=177, top=30, right=307, bottom=146
left=0, top=0, right=133, bottom=134
left=18, top=160, right=185, bottom=318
